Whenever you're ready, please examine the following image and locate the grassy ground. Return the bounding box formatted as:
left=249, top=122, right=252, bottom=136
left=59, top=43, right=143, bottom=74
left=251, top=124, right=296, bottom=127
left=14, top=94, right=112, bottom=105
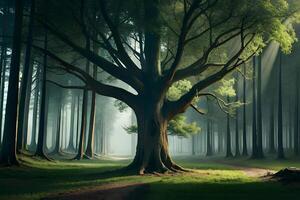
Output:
left=0, top=155, right=300, bottom=200
left=176, top=156, right=300, bottom=170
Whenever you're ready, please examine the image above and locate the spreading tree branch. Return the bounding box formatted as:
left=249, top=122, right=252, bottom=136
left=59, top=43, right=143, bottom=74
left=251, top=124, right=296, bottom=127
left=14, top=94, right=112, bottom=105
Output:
left=36, top=18, right=144, bottom=93
left=33, top=45, right=138, bottom=110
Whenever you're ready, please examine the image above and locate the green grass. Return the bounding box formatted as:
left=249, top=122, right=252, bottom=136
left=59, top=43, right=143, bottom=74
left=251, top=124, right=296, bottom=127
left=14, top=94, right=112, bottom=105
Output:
left=208, top=156, right=300, bottom=170
left=0, top=156, right=144, bottom=200
left=0, top=155, right=300, bottom=200
left=146, top=175, right=298, bottom=200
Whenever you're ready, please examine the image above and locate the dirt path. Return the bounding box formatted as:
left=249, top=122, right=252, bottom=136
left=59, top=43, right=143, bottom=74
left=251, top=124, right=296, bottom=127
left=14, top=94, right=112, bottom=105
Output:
left=216, top=161, right=276, bottom=178
left=234, top=165, right=275, bottom=177
left=42, top=182, right=148, bottom=200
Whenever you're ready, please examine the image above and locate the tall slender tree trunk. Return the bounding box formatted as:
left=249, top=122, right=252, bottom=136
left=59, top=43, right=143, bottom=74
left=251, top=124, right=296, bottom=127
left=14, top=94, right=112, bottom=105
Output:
left=0, top=0, right=23, bottom=165
left=218, top=125, right=222, bottom=154
left=75, top=95, right=80, bottom=150
left=61, top=105, right=66, bottom=150
left=269, top=100, right=276, bottom=153
left=75, top=91, right=87, bottom=160
left=0, top=45, right=6, bottom=145
left=0, top=2, right=8, bottom=146
left=35, top=30, right=49, bottom=159
left=294, top=72, right=299, bottom=156
left=192, top=135, right=196, bottom=155
left=85, top=67, right=97, bottom=158
left=251, top=57, right=259, bottom=158
left=235, top=73, right=241, bottom=157
left=277, top=52, right=285, bottom=159
left=29, top=66, right=40, bottom=149
left=43, top=88, right=50, bottom=152
left=211, top=123, right=215, bottom=154
left=67, top=95, right=76, bottom=151
left=206, top=119, right=212, bottom=156
left=235, top=107, right=240, bottom=157
left=226, top=96, right=233, bottom=158
left=256, top=55, right=264, bottom=158
left=242, top=64, right=248, bottom=156
left=100, top=116, right=106, bottom=155
left=53, top=100, right=62, bottom=154
left=17, top=0, right=35, bottom=151
left=289, top=104, right=293, bottom=150
left=75, top=36, right=90, bottom=159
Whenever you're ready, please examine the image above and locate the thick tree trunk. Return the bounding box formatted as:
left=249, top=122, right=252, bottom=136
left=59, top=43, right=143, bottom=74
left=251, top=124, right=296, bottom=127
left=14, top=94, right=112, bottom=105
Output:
left=0, top=0, right=23, bottom=165
left=127, top=108, right=185, bottom=174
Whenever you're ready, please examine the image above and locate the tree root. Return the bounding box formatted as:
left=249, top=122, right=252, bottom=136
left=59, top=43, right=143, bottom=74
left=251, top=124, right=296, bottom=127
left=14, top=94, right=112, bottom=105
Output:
left=125, top=160, right=189, bottom=175
left=49, top=150, right=64, bottom=157
left=83, top=154, right=93, bottom=160
left=32, top=154, right=53, bottom=162
left=170, top=163, right=190, bottom=172
left=0, top=158, right=20, bottom=167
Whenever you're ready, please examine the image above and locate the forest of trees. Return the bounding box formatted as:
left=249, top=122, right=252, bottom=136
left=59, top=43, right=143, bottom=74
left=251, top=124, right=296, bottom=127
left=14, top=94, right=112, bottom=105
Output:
left=1, top=0, right=300, bottom=175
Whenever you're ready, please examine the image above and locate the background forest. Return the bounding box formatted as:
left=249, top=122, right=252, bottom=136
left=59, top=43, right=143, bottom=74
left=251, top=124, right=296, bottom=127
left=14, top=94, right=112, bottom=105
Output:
left=2, top=0, right=300, bottom=199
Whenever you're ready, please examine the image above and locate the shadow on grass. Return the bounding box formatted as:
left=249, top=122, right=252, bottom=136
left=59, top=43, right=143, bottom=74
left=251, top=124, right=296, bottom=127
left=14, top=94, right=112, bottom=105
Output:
left=0, top=159, right=134, bottom=199
left=146, top=181, right=300, bottom=200
left=42, top=183, right=149, bottom=200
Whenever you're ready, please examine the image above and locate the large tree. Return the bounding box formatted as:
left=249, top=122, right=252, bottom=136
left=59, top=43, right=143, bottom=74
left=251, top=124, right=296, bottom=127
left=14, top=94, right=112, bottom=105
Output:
left=34, top=0, right=299, bottom=173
